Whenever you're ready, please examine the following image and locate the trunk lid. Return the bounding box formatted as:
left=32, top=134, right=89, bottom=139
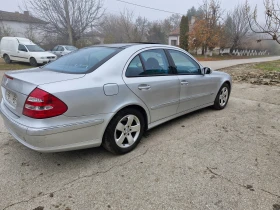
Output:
left=1, top=68, right=84, bottom=117
left=5, top=68, right=84, bottom=89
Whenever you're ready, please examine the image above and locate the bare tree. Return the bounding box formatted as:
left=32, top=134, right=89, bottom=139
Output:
left=146, top=22, right=166, bottom=44
left=24, top=0, right=104, bottom=45
left=23, top=24, right=46, bottom=44
left=224, top=4, right=252, bottom=50
left=246, top=0, right=280, bottom=44
left=118, top=10, right=148, bottom=42
left=98, top=10, right=148, bottom=43
left=165, top=14, right=181, bottom=31
left=0, top=25, right=14, bottom=39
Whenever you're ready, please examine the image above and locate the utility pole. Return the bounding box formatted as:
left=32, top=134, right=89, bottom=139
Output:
left=64, top=0, right=73, bottom=45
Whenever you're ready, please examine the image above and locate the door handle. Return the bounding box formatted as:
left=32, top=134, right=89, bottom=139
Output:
left=138, top=84, right=151, bottom=90
left=181, top=80, right=189, bottom=85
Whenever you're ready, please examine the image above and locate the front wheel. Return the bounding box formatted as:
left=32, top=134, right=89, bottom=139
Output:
left=102, top=108, right=145, bottom=154
left=213, top=83, right=230, bottom=110
left=30, top=58, right=38, bottom=67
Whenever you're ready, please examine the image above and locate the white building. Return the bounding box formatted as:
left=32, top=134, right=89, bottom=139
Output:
left=168, top=28, right=180, bottom=46
left=168, top=16, right=196, bottom=46
left=0, top=10, right=47, bottom=41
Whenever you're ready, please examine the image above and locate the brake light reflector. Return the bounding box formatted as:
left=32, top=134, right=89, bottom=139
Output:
left=23, top=88, right=68, bottom=119
left=5, top=74, right=13, bottom=80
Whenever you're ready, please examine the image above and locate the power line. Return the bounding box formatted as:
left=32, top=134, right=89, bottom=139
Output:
left=116, top=0, right=183, bottom=15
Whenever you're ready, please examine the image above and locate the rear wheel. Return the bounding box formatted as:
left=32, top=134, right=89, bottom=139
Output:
left=102, top=108, right=145, bottom=154
left=30, top=57, right=38, bottom=67
left=213, top=83, right=230, bottom=110
left=4, top=55, right=11, bottom=64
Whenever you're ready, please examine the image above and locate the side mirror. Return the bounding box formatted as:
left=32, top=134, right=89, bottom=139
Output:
left=202, top=67, right=213, bottom=75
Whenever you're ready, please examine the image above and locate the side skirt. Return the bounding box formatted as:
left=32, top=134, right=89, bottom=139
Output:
left=147, top=102, right=214, bottom=130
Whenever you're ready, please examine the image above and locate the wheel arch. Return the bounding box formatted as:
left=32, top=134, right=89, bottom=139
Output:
left=224, top=80, right=231, bottom=94
left=113, top=104, right=149, bottom=131
left=102, top=104, right=150, bottom=143
left=3, top=53, right=12, bottom=63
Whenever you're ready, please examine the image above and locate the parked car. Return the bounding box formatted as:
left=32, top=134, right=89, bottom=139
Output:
left=0, top=37, right=57, bottom=66
left=0, top=43, right=232, bottom=154
left=50, top=45, right=78, bottom=57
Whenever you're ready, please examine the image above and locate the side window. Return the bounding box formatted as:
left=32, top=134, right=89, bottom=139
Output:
left=140, top=49, right=170, bottom=75
left=126, top=56, right=144, bottom=77
left=53, top=46, right=58, bottom=51
left=18, top=44, right=27, bottom=52
left=168, top=50, right=200, bottom=74
left=58, top=46, right=64, bottom=51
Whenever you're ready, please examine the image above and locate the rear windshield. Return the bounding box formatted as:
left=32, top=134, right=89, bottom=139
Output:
left=44, top=47, right=121, bottom=74
left=65, top=46, right=77, bottom=51
left=26, top=45, right=45, bottom=52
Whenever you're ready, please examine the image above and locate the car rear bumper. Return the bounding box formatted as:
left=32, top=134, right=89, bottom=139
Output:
left=0, top=100, right=111, bottom=152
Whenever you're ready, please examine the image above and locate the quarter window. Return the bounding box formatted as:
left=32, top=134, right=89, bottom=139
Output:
left=126, top=56, right=144, bottom=77
left=168, top=50, right=200, bottom=74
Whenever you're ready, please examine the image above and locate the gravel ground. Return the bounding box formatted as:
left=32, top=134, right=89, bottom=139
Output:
left=0, top=68, right=280, bottom=210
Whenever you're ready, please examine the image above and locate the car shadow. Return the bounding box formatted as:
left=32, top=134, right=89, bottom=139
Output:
left=13, top=106, right=216, bottom=173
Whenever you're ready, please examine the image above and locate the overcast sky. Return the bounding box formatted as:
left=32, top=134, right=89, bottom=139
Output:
left=2, top=0, right=265, bottom=21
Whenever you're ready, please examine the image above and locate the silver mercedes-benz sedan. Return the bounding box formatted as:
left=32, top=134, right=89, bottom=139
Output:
left=0, top=43, right=232, bottom=154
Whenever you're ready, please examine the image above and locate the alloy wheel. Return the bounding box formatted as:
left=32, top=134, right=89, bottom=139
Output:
left=219, top=87, right=229, bottom=107
left=114, top=115, right=141, bottom=148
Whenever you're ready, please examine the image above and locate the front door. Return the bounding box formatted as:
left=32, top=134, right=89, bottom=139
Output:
left=123, top=49, right=180, bottom=122
left=167, top=49, right=217, bottom=113
left=16, top=44, right=29, bottom=62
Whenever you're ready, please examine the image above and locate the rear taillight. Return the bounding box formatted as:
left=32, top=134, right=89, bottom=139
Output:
left=23, top=88, right=68, bottom=119
left=5, top=74, right=13, bottom=80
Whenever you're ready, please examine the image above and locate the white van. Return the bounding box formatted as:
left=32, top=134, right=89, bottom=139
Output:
left=0, top=37, right=57, bottom=66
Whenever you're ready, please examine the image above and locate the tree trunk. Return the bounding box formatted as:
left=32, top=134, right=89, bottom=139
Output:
left=64, top=0, right=73, bottom=45
left=202, top=45, right=205, bottom=55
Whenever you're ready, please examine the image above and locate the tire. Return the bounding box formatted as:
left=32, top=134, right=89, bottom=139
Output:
left=213, top=83, right=230, bottom=110
left=4, top=54, right=11, bottom=64
left=102, top=108, right=145, bottom=154
left=30, top=57, right=38, bottom=67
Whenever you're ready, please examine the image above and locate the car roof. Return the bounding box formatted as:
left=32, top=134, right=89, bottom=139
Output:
left=59, top=45, right=76, bottom=47
left=90, top=43, right=170, bottom=49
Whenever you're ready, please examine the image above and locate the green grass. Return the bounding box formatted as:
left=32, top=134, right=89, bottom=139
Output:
left=254, top=60, right=280, bottom=72
left=0, top=58, right=31, bottom=70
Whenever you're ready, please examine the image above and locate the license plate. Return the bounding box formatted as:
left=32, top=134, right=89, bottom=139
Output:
left=5, top=90, right=17, bottom=108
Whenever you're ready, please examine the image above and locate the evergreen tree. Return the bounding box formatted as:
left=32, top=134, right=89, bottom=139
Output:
left=179, top=16, right=189, bottom=51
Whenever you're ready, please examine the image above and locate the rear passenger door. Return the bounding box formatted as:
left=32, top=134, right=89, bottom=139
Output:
left=167, top=49, right=217, bottom=113
left=123, top=49, right=180, bottom=123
